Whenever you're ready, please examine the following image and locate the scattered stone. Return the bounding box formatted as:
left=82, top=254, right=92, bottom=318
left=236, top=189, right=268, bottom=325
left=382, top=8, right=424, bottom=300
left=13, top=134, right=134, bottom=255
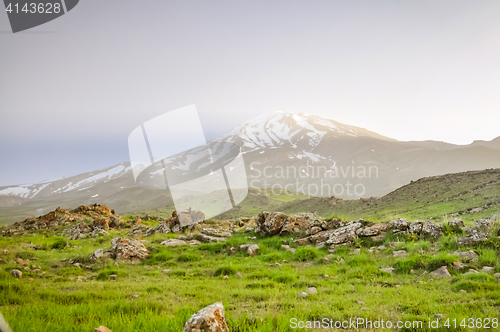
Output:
left=356, top=300, right=365, bottom=304
left=281, top=245, right=296, bottom=253
left=161, top=239, right=189, bottom=246
left=352, top=248, right=361, bottom=255
left=201, top=228, right=231, bottom=238
left=162, top=269, right=170, bottom=274
left=459, top=289, right=467, bottom=293
left=494, top=273, right=500, bottom=279
left=393, top=250, right=408, bottom=258
left=435, top=314, right=446, bottom=319
left=306, top=287, right=317, bottom=294
left=297, top=292, right=308, bottom=298
left=453, top=250, right=478, bottom=262
left=183, top=302, right=229, bottom=332
left=247, top=244, right=260, bottom=257
left=94, top=326, right=113, bottom=332
left=453, top=262, right=465, bottom=270
left=91, top=248, right=104, bottom=260
left=481, top=267, right=494, bottom=273
left=223, top=275, right=229, bottom=279
left=109, top=274, right=117, bottom=280
left=377, top=245, right=386, bottom=250
left=9, top=269, right=22, bottom=279
left=235, top=272, right=243, bottom=278
left=380, top=267, right=394, bottom=274
left=430, top=266, right=451, bottom=277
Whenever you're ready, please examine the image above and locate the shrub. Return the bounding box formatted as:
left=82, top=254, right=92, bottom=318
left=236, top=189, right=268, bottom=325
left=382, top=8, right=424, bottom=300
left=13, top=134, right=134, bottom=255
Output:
left=293, top=247, right=319, bottom=261
left=426, top=253, right=458, bottom=271
left=214, top=266, right=236, bottom=276
left=393, top=255, right=427, bottom=274
left=51, top=237, right=68, bottom=250
left=177, top=253, right=201, bottom=262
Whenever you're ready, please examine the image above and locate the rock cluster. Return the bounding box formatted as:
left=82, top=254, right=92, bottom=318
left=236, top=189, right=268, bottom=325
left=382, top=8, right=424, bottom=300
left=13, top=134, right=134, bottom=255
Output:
left=62, top=222, right=109, bottom=240
left=255, top=212, right=498, bottom=249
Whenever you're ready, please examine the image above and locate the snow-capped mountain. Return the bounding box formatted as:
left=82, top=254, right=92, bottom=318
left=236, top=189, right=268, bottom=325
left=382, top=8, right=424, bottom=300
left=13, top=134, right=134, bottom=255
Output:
left=221, top=112, right=393, bottom=153
left=1, top=111, right=500, bottom=224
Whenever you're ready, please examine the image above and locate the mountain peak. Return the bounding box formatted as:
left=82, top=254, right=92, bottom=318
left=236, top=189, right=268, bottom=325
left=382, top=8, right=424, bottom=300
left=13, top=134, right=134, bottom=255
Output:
left=221, top=111, right=394, bottom=152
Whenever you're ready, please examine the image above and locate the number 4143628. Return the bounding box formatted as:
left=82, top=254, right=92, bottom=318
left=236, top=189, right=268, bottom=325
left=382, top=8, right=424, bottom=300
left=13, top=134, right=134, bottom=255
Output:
left=444, top=318, right=498, bottom=329
left=5, top=3, right=62, bottom=14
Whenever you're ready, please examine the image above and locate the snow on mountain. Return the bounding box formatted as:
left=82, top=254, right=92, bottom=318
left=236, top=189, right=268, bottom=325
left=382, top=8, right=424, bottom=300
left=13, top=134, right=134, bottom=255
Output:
left=221, top=112, right=393, bottom=152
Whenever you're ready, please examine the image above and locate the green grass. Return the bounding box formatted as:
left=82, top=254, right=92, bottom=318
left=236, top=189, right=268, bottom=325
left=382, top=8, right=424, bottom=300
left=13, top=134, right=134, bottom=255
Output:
left=1, top=223, right=499, bottom=332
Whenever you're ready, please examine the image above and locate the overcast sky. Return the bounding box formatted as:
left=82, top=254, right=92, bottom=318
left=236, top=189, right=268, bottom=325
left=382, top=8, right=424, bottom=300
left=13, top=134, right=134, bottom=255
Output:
left=1, top=0, right=500, bottom=186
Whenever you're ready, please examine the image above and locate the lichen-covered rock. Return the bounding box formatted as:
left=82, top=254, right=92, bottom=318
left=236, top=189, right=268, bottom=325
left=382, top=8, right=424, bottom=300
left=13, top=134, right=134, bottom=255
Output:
left=356, top=223, right=387, bottom=237
left=184, top=302, right=229, bottom=332
left=448, top=218, right=464, bottom=230
left=201, top=228, right=231, bottom=238
left=326, top=222, right=362, bottom=245
left=408, top=220, right=423, bottom=234
left=387, top=218, right=409, bottom=233
left=194, top=233, right=227, bottom=243
left=457, top=233, right=488, bottom=247
left=421, top=221, right=442, bottom=238
left=93, top=217, right=110, bottom=230
left=279, top=214, right=311, bottom=235
left=474, top=219, right=493, bottom=230
left=110, top=237, right=148, bottom=261
left=256, top=211, right=288, bottom=235
left=453, top=250, right=478, bottom=262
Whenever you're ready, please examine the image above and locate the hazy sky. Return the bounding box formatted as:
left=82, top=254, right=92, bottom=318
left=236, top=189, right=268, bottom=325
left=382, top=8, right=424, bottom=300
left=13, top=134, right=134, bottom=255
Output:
left=1, top=0, right=500, bottom=186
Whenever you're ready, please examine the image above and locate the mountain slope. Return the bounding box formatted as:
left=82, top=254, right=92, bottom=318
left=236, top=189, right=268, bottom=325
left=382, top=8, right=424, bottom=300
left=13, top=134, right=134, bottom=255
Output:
left=1, top=111, right=499, bottom=225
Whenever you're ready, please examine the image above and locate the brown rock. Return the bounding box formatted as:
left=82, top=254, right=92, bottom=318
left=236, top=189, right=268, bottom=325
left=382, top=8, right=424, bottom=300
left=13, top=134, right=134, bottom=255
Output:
left=184, top=302, right=229, bottom=332
left=10, top=269, right=22, bottom=279
left=94, top=326, right=113, bottom=332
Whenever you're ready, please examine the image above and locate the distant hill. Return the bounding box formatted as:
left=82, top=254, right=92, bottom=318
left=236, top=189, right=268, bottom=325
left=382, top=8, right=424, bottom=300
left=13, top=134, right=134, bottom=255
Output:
left=273, top=168, right=500, bottom=222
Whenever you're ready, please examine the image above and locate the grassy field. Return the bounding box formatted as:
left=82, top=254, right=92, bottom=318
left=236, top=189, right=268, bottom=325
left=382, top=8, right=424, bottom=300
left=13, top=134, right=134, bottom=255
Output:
left=1, top=220, right=499, bottom=331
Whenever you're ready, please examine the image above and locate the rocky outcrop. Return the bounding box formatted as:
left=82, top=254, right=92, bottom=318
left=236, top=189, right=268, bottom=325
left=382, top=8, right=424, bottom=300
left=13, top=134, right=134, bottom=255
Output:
left=184, top=302, right=229, bottom=332
left=93, top=217, right=110, bottom=230
left=421, top=221, right=442, bottom=238
left=178, top=208, right=206, bottom=227
left=387, top=218, right=409, bottom=234
left=256, top=211, right=288, bottom=235
left=448, top=218, right=464, bottom=229
left=110, top=237, right=148, bottom=261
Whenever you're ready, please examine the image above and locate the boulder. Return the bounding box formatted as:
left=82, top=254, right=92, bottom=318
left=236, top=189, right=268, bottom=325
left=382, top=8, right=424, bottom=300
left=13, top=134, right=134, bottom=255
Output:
left=184, top=302, right=229, bottom=332
left=448, top=218, right=464, bottom=230
left=161, top=239, right=189, bottom=246
left=256, top=211, right=288, bottom=235
left=325, top=222, right=362, bottom=245
left=457, top=233, right=488, bottom=247
left=430, top=266, right=451, bottom=277
left=93, top=217, right=110, bottom=230
left=279, top=213, right=313, bottom=236
left=453, top=250, right=478, bottom=262
left=9, top=269, right=22, bottom=279
left=408, top=220, right=423, bottom=234
left=110, top=237, right=148, bottom=261
left=421, top=221, right=442, bottom=238
left=247, top=244, right=260, bottom=257
left=474, top=219, right=493, bottom=230
left=201, top=228, right=232, bottom=238
left=387, top=218, right=409, bottom=233
left=356, top=223, right=387, bottom=237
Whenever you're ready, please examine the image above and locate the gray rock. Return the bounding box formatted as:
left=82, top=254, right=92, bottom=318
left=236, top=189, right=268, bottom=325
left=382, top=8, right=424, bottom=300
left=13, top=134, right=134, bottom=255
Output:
left=448, top=218, right=464, bottom=229
left=481, top=267, right=494, bottom=273
left=474, top=219, right=493, bottom=230
left=421, top=221, right=442, bottom=238
left=494, top=273, right=500, bottom=279
left=387, top=218, right=409, bottom=233
left=379, top=267, right=395, bottom=273
left=393, top=250, right=408, bottom=258
left=457, top=233, right=488, bottom=247
left=161, top=239, right=189, bottom=246
left=430, top=266, right=451, bottom=277
left=453, top=250, right=478, bottom=262
left=297, top=291, right=308, bottom=298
